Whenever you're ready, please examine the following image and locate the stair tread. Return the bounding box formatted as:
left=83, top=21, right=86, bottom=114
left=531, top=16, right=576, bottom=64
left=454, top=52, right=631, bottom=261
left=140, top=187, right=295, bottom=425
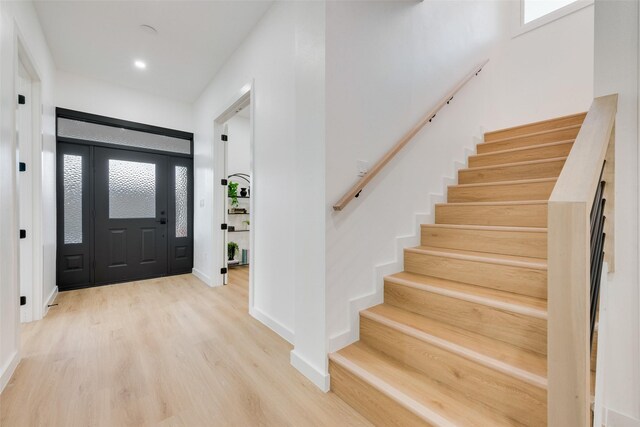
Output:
left=461, top=156, right=567, bottom=172
left=331, top=342, right=518, bottom=427
left=451, top=176, right=556, bottom=189
left=480, top=123, right=582, bottom=145
left=484, top=112, right=585, bottom=141
left=471, top=139, right=575, bottom=158
left=386, top=271, right=547, bottom=314
left=437, top=199, right=548, bottom=206
left=422, top=223, right=547, bottom=233
left=364, top=304, right=547, bottom=382
left=407, top=245, right=548, bottom=269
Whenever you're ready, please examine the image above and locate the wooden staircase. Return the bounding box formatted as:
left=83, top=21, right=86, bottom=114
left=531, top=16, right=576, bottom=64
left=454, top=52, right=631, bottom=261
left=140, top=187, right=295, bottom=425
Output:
left=329, top=112, right=587, bottom=426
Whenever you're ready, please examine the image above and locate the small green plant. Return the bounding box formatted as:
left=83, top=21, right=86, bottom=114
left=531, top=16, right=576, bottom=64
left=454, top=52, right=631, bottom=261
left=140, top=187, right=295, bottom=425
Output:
left=242, top=220, right=250, bottom=227
left=227, top=241, right=239, bottom=260
left=228, top=182, right=239, bottom=207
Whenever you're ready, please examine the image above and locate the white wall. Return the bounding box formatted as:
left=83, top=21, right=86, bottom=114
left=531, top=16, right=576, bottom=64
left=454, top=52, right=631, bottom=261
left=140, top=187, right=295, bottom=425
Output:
left=325, top=0, right=594, bottom=350
left=226, top=115, right=250, bottom=175
left=192, top=1, right=327, bottom=388
left=594, top=0, right=640, bottom=422
left=0, top=0, right=57, bottom=391
left=55, top=70, right=193, bottom=132
left=290, top=0, right=327, bottom=390
left=485, top=2, right=595, bottom=129
left=193, top=0, right=295, bottom=323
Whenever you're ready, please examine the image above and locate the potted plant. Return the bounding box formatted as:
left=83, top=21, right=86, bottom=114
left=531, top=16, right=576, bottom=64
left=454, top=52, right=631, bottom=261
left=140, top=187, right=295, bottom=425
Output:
left=228, top=182, right=239, bottom=208
left=242, top=220, right=250, bottom=230
left=228, top=241, right=239, bottom=261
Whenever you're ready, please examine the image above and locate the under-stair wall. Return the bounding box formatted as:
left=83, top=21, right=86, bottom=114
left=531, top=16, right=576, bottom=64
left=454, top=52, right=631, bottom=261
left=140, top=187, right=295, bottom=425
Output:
left=325, top=0, right=594, bottom=354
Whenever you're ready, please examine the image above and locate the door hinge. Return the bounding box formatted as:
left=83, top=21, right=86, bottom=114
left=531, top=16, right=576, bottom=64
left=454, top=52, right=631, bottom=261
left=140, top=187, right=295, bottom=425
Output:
left=19, top=162, right=26, bottom=172
left=221, top=179, right=228, bottom=186
left=20, top=296, right=26, bottom=306
left=221, top=223, right=228, bottom=230
left=220, top=267, right=228, bottom=274
left=19, top=229, right=26, bottom=239
left=17, top=94, right=26, bottom=105
left=221, top=134, right=228, bottom=142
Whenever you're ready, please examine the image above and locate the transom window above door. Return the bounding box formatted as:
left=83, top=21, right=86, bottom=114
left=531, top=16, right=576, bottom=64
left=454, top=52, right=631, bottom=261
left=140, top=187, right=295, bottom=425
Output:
left=57, top=111, right=192, bottom=155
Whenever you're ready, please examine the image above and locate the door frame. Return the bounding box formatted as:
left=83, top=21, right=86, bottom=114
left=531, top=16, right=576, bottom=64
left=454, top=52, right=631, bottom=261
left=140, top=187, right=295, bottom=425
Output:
left=211, top=82, right=256, bottom=309
left=15, top=31, right=44, bottom=322
left=55, top=108, right=194, bottom=290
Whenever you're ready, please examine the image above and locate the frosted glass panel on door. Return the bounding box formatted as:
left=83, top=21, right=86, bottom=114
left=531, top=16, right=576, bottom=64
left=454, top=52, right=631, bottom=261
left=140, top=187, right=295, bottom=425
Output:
left=109, top=159, right=156, bottom=219
left=63, top=154, right=83, bottom=244
left=175, top=166, right=188, bottom=238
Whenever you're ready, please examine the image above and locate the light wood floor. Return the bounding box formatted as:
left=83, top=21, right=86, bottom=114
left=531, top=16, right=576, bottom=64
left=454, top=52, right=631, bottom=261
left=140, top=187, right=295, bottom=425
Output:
left=0, top=268, right=371, bottom=427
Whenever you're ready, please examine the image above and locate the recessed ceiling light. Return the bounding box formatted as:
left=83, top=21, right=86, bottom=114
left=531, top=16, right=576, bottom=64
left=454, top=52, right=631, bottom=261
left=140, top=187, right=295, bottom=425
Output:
left=134, top=60, right=147, bottom=70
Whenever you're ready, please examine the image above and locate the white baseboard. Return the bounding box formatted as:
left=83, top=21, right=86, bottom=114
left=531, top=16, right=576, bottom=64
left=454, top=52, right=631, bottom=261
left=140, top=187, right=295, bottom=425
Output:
left=0, top=351, right=20, bottom=393
left=328, top=147, right=474, bottom=353
left=192, top=268, right=213, bottom=287
left=290, top=349, right=330, bottom=392
left=249, top=305, right=294, bottom=344
left=605, top=409, right=640, bottom=427
left=42, top=286, right=58, bottom=317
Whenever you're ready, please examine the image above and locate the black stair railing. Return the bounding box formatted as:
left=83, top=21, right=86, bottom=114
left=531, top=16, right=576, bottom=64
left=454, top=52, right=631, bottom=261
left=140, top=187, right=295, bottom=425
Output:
left=589, top=163, right=607, bottom=350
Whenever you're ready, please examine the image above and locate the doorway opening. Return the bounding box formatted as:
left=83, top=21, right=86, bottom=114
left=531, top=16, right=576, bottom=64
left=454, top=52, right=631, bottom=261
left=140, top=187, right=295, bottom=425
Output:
left=212, top=84, right=254, bottom=307
left=55, top=109, right=194, bottom=291
left=224, top=105, right=251, bottom=284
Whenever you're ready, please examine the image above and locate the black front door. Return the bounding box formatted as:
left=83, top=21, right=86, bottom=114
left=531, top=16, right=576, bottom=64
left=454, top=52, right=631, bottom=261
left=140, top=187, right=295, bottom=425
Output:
left=93, top=147, right=168, bottom=284
left=56, top=109, right=194, bottom=291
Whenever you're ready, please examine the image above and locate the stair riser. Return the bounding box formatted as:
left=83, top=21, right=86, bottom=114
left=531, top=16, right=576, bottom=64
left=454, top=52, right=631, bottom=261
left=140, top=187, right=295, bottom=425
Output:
left=384, top=281, right=547, bottom=354
left=360, top=316, right=547, bottom=426
left=329, top=361, right=431, bottom=427
left=469, top=141, right=573, bottom=168
left=435, top=203, right=547, bottom=227
left=404, top=251, right=547, bottom=299
left=484, top=113, right=585, bottom=142
left=458, top=158, right=565, bottom=184
left=421, top=226, right=547, bottom=258
left=448, top=180, right=555, bottom=203
left=478, top=126, right=580, bottom=154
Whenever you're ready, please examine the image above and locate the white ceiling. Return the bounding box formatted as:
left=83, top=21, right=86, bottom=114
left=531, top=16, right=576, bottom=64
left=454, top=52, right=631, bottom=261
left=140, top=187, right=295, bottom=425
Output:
left=34, top=1, right=273, bottom=103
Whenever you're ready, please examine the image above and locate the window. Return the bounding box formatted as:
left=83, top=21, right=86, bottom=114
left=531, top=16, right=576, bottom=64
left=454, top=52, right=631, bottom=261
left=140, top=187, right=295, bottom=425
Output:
left=517, top=0, right=592, bottom=36
left=58, top=117, right=191, bottom=155
left=523, top=0, right=578, bottom=24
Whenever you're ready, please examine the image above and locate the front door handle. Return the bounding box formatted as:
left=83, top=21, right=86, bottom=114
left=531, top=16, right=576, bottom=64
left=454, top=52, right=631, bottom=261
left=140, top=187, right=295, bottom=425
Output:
left=157, top=217, right=167, bottom=224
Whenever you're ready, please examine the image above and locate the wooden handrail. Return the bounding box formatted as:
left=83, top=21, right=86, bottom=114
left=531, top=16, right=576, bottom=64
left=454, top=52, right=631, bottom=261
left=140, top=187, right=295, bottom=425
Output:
left=332, top=59, right=490, bottom=211
left=547, top=94, right=617, bottom=427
